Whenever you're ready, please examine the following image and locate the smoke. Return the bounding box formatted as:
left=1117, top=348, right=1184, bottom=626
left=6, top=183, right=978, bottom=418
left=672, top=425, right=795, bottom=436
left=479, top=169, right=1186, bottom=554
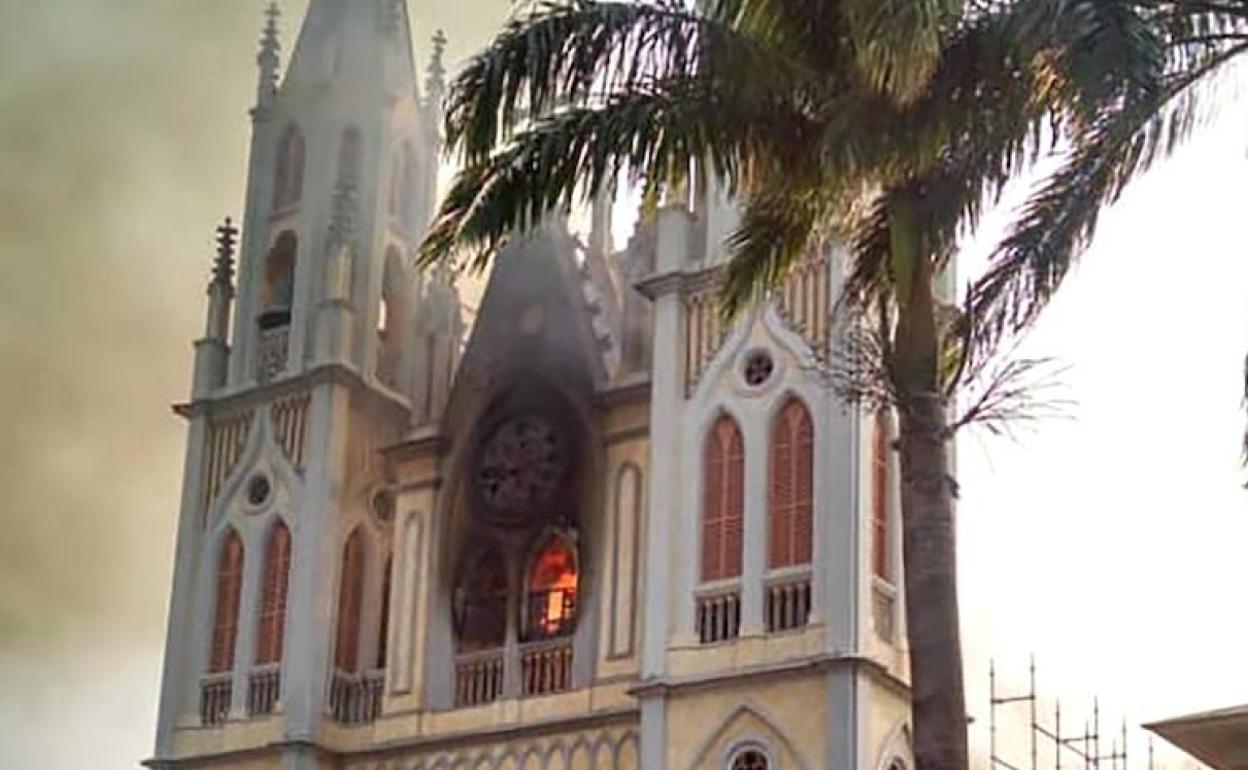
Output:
left=0, top=1, right=506, bottom=766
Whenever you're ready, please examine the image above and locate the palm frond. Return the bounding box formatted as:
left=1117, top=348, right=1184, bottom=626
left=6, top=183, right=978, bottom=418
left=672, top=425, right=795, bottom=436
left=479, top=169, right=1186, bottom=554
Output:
left=446, top=0, right=821, bottom=164
left=969, top=36, right=1248, bottom=359
left=422, top=75, right=813, bottom=271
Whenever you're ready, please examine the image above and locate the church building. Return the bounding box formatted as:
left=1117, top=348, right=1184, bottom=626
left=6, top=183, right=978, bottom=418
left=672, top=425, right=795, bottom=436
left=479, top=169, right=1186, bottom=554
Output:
left=148, top=2, right=914, bottom=769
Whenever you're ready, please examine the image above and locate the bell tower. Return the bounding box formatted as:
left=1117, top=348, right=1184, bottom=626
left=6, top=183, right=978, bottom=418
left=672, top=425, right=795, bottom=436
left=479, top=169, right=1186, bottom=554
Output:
left=153, top=3, right=461, bottom=768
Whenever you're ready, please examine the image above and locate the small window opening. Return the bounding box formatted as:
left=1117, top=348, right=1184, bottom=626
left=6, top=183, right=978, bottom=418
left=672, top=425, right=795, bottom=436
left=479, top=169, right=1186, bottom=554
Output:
left=524, top=535, right=578, bottom=641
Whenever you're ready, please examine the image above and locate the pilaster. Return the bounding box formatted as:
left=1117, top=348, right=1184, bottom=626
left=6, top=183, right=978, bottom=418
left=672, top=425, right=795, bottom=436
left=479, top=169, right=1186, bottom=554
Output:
left=153, top=415, right=211, bottom=756
left=281, top=381, right=352, bottom=741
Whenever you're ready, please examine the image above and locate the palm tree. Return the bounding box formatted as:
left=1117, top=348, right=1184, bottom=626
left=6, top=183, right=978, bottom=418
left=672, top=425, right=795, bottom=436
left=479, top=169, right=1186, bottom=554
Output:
left=968, top=2, right=1248, bottom=411
left=417, top=3, right=1152, bottom=769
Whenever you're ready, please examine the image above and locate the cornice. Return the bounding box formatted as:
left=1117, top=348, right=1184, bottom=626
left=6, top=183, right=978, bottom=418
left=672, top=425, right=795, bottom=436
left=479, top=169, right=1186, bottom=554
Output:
left=173, top=362, right=411, bottom=422
left=634, top=262, right=726, bottom=301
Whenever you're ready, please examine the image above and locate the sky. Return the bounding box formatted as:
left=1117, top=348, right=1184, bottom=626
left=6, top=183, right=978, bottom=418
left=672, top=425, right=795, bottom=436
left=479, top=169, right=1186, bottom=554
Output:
left=0, top=2, right=1244, bottom=769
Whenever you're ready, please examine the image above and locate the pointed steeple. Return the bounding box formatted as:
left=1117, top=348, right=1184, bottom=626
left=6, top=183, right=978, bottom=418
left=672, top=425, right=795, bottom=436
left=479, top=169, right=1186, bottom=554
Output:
left=425, top=29, right=448, bottom=111
left=282, top=0, right=416, bottom=95
left=255, top=3, right=281, bottom=112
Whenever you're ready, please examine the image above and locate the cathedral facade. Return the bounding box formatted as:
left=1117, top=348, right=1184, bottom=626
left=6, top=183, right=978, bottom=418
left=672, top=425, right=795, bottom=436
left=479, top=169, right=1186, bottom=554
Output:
left=148, top=3, right=913, bottom=770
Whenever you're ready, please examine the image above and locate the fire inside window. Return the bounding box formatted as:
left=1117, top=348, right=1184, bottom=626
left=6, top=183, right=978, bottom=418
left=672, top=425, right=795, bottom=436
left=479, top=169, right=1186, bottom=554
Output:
left=527, top=538, right=578, bottom=639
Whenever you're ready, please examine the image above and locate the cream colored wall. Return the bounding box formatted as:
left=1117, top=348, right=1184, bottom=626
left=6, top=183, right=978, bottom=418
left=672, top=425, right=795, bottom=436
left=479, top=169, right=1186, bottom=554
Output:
left=861, top=670, right=914, bottom=770
left=665, top=676, right=828, bottom=770
left=597, top=396, right=649, bottom=682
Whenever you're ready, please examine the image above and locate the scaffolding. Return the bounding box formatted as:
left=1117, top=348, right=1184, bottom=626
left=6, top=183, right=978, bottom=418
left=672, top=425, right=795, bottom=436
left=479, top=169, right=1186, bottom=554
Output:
left=989, top=658, right=1158, bottom=770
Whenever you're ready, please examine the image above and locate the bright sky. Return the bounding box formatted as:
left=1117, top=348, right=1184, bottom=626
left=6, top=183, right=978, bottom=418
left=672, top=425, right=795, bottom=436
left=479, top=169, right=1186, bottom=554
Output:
left=0, top=3, right=1244, bottom=769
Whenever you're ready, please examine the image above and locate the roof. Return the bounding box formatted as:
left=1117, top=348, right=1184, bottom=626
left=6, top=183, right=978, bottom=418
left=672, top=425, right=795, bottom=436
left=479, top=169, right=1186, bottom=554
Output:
left=1144, top=704, right=1248, bottom=770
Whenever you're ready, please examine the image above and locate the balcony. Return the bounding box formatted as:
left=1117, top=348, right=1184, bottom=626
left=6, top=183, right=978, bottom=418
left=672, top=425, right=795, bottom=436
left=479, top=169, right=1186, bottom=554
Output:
left=696, top=587, right=742, bottom=644
left=246, top=664, right=281, bottom=717
left=199, top=673, right=232, bottom=727
left=765, top=572, right=813, bottom=633
left=454, top=649, right=505, bottom=708
left=520, top=638, right=573, bottom=697
left=327, top=669, right=384, bottom=725
left=452, top=638, right=576, bottom=709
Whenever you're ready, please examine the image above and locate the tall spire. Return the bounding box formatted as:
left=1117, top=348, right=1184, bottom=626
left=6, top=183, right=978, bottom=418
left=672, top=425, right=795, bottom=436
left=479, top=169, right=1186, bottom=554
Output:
left=282, top=0, right=416, bottom=94
left=255, top=2, right=281, bottom=112
left=212, top=217, right=239, bottom=291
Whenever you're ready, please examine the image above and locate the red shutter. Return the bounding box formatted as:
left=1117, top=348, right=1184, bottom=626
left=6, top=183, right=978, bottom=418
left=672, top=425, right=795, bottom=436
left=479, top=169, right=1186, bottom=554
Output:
left=770, top=400, right=813, bottom=568
left=702, top=421, right=725, bottom=581
left=209, top=530, right=245, bottom=673
left=703, top=417, right=744, bottom=581
left=723, top=419, right=745, bottom=579
left=334, top=530, right=365, bottom=672
left=793, top=402, right=814, bottom=565
left=255, top=521, right=292, bottom=665
left=872, top=412, right=891, bottom=580
left=769, top=410, right=793, bottom=569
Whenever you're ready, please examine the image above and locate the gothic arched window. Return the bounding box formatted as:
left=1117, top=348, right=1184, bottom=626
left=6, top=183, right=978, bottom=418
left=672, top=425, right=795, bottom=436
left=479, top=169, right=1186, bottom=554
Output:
left=333, top=529, right=365, bottom=672
left=337, top=127, right=363, bottom=187
left=453, top=544, right=508, bottom=652
left=389, top=143, right=417, bottom=225
left=209, top=529, right=245, bottom=673
left=702, top=415, right=744, bottom=582
left=273, top=125, right=305, bottom=209
left=376, top=553, right=392, bottom=670
left=376, top=248, right=406, bottom=389
left=769, top=397, right=814, bottom=569
left=523, top=534, right=578, bottom=641
left=872, top=410, right=893, bottom=581
left=255, top=520, right=292, bottom=665
left=259, top=231, right=297, bottom=329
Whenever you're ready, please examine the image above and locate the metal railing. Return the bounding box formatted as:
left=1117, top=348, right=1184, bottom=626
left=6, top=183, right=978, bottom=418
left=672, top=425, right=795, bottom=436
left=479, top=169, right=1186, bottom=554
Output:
left=327, top=669, right=384, bottom=725
left=696, top=587, right=742, bottom=644
left=246, top=665, right=281, bottom=717
left=199, top=673, right=232, bottom=727
left=765, top=573, right=813, bottom=633
left=454, top=649, right=505, bottom=708
left=520, top=638, right=573, bottom=697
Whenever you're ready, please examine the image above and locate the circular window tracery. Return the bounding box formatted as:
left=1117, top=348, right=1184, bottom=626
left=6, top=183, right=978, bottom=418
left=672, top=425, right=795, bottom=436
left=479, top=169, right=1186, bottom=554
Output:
left=476, top=415, right=567, bottom=519
left=730, top=749, right=769, bottom=770
left=246, top=474, right=272, bottom=508
left=743, top=350, right=776, bottom=388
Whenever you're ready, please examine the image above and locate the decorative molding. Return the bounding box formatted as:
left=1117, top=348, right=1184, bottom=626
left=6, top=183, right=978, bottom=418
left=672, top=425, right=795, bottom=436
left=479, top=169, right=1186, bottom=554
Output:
left=629, top=653, right=910, bottom=700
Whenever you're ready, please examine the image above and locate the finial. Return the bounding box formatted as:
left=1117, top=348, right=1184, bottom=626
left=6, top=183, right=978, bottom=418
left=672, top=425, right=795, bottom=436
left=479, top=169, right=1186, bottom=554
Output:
left=213, top=217, right=239, bottom=288
left=425, top=30, right=448, bottom=106
left=256, top=3, right=281, bottom=110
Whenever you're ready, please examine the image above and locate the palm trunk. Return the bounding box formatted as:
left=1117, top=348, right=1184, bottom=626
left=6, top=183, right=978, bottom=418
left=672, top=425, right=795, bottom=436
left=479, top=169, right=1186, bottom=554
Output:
left=890, top=198, right=969, bottom=770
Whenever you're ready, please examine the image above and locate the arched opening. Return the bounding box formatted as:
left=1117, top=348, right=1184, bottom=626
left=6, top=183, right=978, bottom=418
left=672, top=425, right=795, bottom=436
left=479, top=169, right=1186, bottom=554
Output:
left=702, top=415, right=744, bottom=582
left=259, top=232, right=297, bottom=330
left=209, top=529, right=245, bottom=674
left=872, top=410, right=893, bottom=582
left=698, top=414, right=744, bottom=644
left=769, top=397, right=813, bottom=569
left=334, top=529, right=365, bottom=673
left=388, top=142, right=421, bottom=232
left=452, top=544, right=508, bottom=654
left=376, top=248, right=406, bottom=389
left=376, top=553, right=392, bottom=671
left=523, top=533, right=578, bottom=642
left=273, top=125, right=305, bottom=209
left=255, top=521, right=292, bottom=665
